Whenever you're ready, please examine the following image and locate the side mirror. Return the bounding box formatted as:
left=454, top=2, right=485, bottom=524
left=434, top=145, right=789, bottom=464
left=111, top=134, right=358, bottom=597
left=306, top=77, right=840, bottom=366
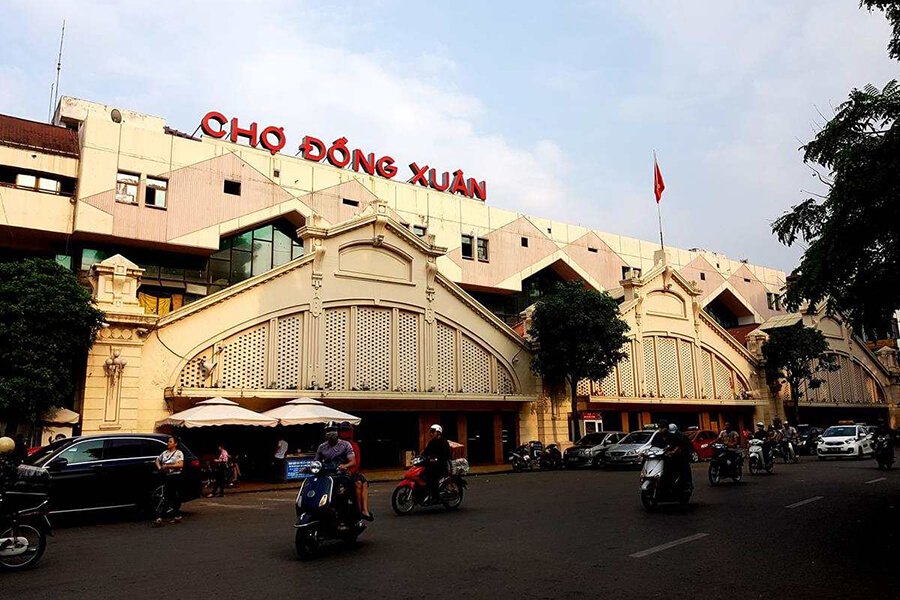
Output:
left=48, top=457, right=68, bottom=471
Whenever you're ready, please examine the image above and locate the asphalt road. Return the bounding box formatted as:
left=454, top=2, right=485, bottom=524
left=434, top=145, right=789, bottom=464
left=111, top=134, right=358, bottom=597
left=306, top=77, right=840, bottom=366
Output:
left=7, top=455, right=900, bottom=600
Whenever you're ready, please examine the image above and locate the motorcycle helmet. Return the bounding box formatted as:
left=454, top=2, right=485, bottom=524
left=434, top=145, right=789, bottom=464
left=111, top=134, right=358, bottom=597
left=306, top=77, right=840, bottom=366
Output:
left=756, top=422, right=765, bottom=429
left=0, top=436, right=13, bottom=454
left=668, top=423, right=678, bottom=433
left=430, top=424, right=443, bottom=434
left=324, top=421, right=340, bottom=432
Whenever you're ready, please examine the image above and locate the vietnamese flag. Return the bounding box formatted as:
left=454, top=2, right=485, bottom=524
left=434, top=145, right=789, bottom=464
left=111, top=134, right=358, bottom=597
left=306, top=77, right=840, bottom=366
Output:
left=654, top=155, right=665, bottom=203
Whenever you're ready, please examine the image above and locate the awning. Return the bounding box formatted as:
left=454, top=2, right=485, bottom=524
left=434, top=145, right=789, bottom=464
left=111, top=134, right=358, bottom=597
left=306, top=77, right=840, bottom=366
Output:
left=262, top=398, right=361, bottom=426
left=156, top=397, right=278, bottom=428
left=42, top=408, right=80, bottom=425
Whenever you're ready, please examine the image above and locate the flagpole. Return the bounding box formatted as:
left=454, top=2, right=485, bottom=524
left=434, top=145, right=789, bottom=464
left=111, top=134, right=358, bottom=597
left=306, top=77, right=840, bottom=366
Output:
left=654, top=150, right=664, bottom=250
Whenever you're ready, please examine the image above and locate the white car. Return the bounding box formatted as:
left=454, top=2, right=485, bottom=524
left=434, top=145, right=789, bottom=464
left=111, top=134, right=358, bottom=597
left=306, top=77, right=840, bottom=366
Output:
left=816, top=425, right=874, bottom=460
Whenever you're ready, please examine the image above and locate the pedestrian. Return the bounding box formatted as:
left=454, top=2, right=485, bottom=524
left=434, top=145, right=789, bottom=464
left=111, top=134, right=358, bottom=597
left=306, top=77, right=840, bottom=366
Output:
left=273, top=438, right=288, bottom=481
left=153, top=435, right=184, bottom=527
left=207, top=443, right=229, bottom=498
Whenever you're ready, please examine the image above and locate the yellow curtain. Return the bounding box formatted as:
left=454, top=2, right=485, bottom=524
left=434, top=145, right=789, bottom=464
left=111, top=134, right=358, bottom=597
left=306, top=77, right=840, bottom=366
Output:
left=157, top=297, right=172, bottom=316
left=138, top=292, right=172, bottom=316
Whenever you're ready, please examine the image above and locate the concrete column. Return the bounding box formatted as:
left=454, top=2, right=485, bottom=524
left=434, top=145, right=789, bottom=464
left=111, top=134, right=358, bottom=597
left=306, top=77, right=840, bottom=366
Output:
left=456, top=413, right=468, bottom=459
left=493, top=412, right=503, bottom=464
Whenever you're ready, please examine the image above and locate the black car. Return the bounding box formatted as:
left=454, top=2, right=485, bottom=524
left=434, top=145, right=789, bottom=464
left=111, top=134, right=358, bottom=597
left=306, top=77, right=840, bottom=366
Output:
left=795, top=426, right=824, bottom=455
left=16, top=434, right=202, bottom=515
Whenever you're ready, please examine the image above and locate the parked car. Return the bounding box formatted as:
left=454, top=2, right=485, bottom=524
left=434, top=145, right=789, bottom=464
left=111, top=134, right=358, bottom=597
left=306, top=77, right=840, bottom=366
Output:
left=564, top=431, right=626, bottom=468
left=816, top=425, right=875, bottom=460
left=795, top=425, right=824, bottom=455
left=604, top=431, right=658, bottom=468
left=684, top=429, right=719, bottom=462
left=16, top=434, right=202, bottom=515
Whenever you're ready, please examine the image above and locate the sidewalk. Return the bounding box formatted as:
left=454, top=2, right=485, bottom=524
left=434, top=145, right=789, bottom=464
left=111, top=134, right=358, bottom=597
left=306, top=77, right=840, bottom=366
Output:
left=222, top=464, right=513, bottom=495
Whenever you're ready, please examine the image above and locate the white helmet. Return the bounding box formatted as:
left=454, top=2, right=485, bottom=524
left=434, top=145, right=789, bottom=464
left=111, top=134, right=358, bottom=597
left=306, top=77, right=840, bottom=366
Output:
left=756, top=422, right=765, bottom=428
left=0, top=437, right=14, bottom=454
left=668, top=423, right=678, bottom=433
left=430, top=424, right=443, bottom=434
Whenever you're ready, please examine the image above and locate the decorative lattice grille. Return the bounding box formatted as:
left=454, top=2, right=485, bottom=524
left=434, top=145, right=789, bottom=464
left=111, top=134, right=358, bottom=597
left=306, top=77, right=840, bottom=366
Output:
left=221, top=325, right=267, bottom=388
left=851, top=362, right=864, bottom=403
left=826, top=363, right=842, bottom=402
left=498, top=365, right=515, bottom=395
left=657, top=337, right=680, bottom=398
left=713, top=357, right=734, bottom=400
left=643, top=338, right=658, bottom=396
left=324, top=310, right=348, bottom=390
left=436, top=322, right=456, bottom=392
left=179, top=349, right=211, bottom=388
left=276, top=315, right=302, bottom=388
left=736, top=376, right=748, bottom=398
left=701, top=351, right=713, bottom=399
left=601, top=369, right=617, bottom=397
left=460, top=335, right=491, bottom=394
left=397, top=311, right=418, bottom=392
left=619, top=345, right=635, bottom=397
left=577, top=379, right=591, bottom=397
left=355, top=307, right=391, bottom=391
left=865, top=376, right=876, bottom=403
left=679, top=341, right=695, bottom=398
left=839, top=357, right=852, bottom=402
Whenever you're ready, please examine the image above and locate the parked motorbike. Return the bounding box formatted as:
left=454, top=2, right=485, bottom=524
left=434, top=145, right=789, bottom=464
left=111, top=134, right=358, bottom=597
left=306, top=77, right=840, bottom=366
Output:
left=639, top=448, right=692, bottom=511
left=873, top=435, right=895, bottom=470
left=0, top=442, right=51, bottom=571
left=294, top=462, right=365, bottom=560
left=391, top=456, right=468, bottom=515
left=539, top=444, right=563, bottom=470
left=707, top=444, right=743, bottom=485
left=509, top=441, right=544, bottom=472
left=748, top=439, right=775, bottom=475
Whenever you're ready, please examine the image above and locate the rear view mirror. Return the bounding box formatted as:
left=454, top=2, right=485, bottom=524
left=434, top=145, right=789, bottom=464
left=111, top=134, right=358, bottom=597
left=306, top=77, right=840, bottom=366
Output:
left=48, top=457, right=68, bottom=471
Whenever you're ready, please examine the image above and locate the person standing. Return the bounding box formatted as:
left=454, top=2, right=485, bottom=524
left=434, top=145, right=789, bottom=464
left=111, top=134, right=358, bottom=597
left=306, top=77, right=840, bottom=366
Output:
left=273, top=438, right=288, bottom=481
left=207, top=443, right=229, bottom=498
left=153, top=436, right=184, bottom=527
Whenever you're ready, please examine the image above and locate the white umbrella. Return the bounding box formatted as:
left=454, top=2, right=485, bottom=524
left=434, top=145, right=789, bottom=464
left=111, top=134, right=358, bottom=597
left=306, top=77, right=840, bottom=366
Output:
left=155, top=397, right=278, bottom=428
left=42, top=408, right=80, bottom=425
left=263, top=397, right=361, bottom=426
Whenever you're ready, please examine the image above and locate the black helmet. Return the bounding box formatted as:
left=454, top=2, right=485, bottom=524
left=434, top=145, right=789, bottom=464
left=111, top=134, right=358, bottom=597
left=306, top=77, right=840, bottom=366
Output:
left=324, top=421, right=340, bottom=432
left=340, top=421, right=353, bottom=431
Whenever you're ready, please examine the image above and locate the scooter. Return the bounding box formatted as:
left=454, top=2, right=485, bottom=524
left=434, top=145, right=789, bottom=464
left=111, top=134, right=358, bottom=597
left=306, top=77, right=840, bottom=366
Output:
left=772, top=440, right=798, bottom=464
left=748, top=439, right=775, bottom=475
left=873, top=435, right=895, bottom=470
left=539, top=444, right=563, bottom=470
left=707, top=443, right=743, bottom=485
left=639, top=448, right=692, bottom=511
left=294, top=462, right=365, bottom=560
left=391, top=456, right=467, bottom=515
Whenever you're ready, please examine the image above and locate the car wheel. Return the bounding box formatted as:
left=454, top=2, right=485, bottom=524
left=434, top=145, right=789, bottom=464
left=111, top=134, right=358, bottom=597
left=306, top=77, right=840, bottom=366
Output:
left=691, top=451, right=700, bottom=463
left=708, top=464, right=720, bottom=486
left=733, top=464, right=743, bottom=483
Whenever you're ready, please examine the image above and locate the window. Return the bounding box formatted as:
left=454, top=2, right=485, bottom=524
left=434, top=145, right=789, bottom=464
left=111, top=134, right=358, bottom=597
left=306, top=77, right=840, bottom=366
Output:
left=224, top=179, right=241, bottom=196
left=59, top=440, right=106, bottom=464
left=547, top=227, right=552, bottom=234
left=145, top=177, right=167, bottom=209
left=15, top=174, right=36, bottom=189
left=774, top=294, right=783, bottom=311
left=207, top=221, right=304, bottom=288
left=767, top=292, right=775, bottom=310
left=700, top=272, right=706, bottom=281
left=521, top=237, right=528, bottom=248
left=81, top=248, right=109, bottom=271
left=588, top=247, right=598, bottom=253
left=104, top=438, right=164, bottom=460
left=115, top=172, right=140, bottom=204
left=342, top=198, right=360, bottom=207
left=461, top=235, right=474, bottom=259
left=412, top=225, right=427, bottom=237
left=743, top=278, right=751, bottom=283
left=273, top=169, right=280, bottom=178
left=477, top=238, right=489, bottom=262
left=16, top=173, right=61, bottom=193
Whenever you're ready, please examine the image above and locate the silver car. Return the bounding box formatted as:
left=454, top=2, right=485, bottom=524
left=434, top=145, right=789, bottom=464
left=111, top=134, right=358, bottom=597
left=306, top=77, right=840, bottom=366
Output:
left=563, top=431, right=626, bottom=468
left=604, top=430, right=659, bottom=468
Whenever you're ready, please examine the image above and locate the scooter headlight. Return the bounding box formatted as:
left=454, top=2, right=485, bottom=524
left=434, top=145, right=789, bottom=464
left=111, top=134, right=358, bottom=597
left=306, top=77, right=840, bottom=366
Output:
left=308, top=461, right=322, bottom=474
left=318, top=494, right=329, bottom=507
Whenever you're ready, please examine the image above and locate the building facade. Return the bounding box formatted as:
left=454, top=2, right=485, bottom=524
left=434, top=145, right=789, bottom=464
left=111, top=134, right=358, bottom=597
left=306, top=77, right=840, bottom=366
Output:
left=1, top=97, right=898, bottom=464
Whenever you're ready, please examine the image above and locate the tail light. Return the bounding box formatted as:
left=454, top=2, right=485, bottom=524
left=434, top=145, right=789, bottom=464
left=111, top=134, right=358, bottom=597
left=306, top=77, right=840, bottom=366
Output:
left=190, top=459, right=200, bottom=469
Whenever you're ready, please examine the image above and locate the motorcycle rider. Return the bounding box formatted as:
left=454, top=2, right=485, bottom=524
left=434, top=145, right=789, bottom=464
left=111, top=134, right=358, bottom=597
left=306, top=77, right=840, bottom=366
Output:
left=753, top=422, right=773, bottom=465
left=315, top=422, right=356, bottom=472
left=650, top=421, right=692, bottom=488
left=782, top=421, right=797, bottom=461
left=339, top=422, right=373, bottom=521
left=874, top=418, right=894, bottom=458
left=422, top=424, right=451, bottom=501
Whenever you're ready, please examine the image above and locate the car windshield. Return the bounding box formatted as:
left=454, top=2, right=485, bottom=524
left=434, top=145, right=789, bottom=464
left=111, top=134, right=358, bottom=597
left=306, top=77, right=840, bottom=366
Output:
left=22, top=439, right=71, bottom=467
left=577, top=434, right=607, bottom=446
left=620, top=432, right=652, bottom=445
left=685, top=431, right=699, bottom=440
left=823, top=426, right=856, bottom=437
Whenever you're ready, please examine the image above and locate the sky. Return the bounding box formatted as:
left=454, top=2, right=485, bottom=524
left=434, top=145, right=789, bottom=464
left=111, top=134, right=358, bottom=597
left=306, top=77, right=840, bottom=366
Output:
left=1, top=1, right=897, bottom=272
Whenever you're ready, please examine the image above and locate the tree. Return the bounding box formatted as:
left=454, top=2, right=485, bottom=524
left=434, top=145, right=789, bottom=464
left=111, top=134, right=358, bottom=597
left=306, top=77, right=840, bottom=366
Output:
left=761, top=324, right=839, bottom=425
left=0, top=259, right=105, bottom=435
left=529, top=282, right=630, bottom=441
left=772, top=4, right=900, bottom=332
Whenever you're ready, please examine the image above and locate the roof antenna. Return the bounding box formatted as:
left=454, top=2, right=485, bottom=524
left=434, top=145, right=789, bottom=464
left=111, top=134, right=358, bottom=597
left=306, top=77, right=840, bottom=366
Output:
left=47, top=83, right=55, bottom=122
left=50, top=19, right=65, bottom=124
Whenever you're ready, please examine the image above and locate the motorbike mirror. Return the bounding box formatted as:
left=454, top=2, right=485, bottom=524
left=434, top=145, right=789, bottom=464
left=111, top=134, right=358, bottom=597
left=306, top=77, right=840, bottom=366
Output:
left=48, top=457, right=68, bottom=471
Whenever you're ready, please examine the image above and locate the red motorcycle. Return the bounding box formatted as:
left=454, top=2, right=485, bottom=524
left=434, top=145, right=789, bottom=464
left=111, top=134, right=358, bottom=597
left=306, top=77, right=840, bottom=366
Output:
left=391, top=456, right=467, bottom=515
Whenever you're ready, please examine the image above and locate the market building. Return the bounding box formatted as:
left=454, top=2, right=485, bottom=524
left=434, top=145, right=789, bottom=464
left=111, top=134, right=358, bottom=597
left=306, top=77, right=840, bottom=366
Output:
left=1, top=97, right=898, bottom=465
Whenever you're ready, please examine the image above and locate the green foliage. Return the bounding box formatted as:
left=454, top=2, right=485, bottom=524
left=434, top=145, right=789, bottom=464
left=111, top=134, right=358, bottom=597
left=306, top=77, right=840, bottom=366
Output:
left=529, top=282, right=630, bottom=437
left=861, top=0, right=900, bottom=60
left=772, top=79, right=900, bottom=331
left=761, top=324, right=838, bottom=420
left=0, top=259, right=105, bottom=429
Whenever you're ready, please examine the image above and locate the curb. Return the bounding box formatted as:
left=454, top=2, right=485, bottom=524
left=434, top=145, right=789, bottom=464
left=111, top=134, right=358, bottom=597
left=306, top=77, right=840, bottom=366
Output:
left=223, top=467, right=514, bottom=495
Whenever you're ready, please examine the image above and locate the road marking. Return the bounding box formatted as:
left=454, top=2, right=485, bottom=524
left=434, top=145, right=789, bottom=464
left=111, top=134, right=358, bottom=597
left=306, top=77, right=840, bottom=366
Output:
left=865, top=477, right=887, bottom=485
left=630, top=533, right=709, bottom=558
left=785, top=496, right=823, bottom=509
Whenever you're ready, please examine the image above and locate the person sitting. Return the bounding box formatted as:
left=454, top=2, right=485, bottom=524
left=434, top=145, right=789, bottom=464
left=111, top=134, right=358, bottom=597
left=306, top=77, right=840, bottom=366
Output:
left=315, top=423, right=356, bottom=472
left=422, top=424, right=450, bottom=501
left=716, top=421, right=742, bottom=463
left=339, top=422, right=373, bottom=521
left=666, top=423, right=694, bottom=488
left=753, top=422, right=773, bottom=464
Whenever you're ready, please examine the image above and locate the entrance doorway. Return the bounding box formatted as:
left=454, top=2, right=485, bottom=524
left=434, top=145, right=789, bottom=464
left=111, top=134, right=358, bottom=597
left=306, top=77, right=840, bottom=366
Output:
left=465, top=412, right=495, bottom=464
